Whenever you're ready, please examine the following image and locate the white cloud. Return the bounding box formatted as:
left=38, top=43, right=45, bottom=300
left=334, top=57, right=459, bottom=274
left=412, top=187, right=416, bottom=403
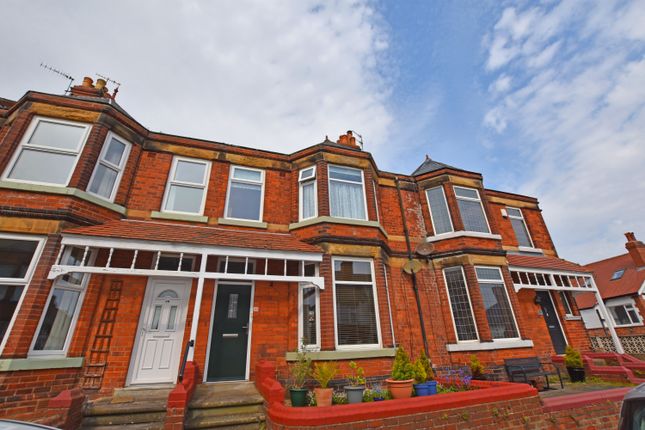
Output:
left=483, top=0, right=645, bottom=262
left=0, top=0, right=392, bottom=153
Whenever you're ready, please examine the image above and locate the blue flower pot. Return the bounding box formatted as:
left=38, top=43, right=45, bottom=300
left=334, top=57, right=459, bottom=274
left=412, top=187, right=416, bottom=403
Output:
left=426, top=380, right=437, bottom=395
left=413, top=383, right=431, bottom=396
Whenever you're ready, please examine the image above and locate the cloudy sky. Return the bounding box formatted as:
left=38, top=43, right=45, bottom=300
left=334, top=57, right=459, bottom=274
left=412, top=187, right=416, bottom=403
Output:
left=2, top=0, right=644, bottom=263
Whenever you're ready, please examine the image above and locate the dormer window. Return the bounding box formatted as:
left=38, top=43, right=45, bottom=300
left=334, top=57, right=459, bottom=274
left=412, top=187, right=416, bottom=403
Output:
left=298, top=166, right=317, bottom=221
left=328, top=165, right=367, bottom=220
left=454, top=186, right=490, bottom=233
left=87, top=132, right=131, bottom=201
left=506, top=207, right=534, bottom=248
left=3, top=117, right=91, bottom=186
left=611, top=269, right=625, bottom=280
left=426, top=186, right=454, bottom=235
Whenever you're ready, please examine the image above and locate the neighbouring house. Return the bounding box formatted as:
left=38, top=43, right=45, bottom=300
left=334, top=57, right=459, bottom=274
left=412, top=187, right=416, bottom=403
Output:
left=0, top=77, right=620, bottom=423
left=577, top=232, right=645, bottom=354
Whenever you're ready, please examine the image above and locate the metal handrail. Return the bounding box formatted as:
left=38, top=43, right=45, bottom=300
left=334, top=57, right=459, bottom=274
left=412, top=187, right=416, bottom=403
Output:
left=178, top=339, right=194, bottom=382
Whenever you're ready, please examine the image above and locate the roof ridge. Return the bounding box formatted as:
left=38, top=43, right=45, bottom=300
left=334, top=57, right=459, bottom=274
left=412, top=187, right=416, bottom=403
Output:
left=585, top=252, right=631, bottom=266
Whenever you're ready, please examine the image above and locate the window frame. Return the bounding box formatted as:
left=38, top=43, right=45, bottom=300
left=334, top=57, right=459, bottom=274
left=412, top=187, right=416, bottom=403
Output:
left=331, top=256, right=382, bottom=350
left=327, top=164, right=368, bottom=221
left=425, top=185, right=455, bottom=236
left=86, top=131, right=132, bottom=202
left=474, top=266, right=521, bottom=341
left=0, top=233, right=47, bottom=355
left=161, top=156, right=211, bottom=216
left=559, top=291, right=574, bottom=316
left=373, top=179, right=380, bottom=223
left=506, top=206, right=535, bottom=248
left=453, top=186, right=491, bottom=234
left=2, top=116, right=92, bottom=187
left=224, top=165, right=266, bottom=222
left=298, top=166, right=318, bottom=221
left=608, top=302, right=643, bottom=327
left=442, top=266, right=480, bottom=343
left=298, top=268, right=321, bottom=352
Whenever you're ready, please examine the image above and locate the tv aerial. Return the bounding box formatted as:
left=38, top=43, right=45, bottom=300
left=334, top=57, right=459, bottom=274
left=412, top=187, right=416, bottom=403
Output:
left=40, top=62, right=75, bottom=94
left=96, top=73, right=122, bottom=98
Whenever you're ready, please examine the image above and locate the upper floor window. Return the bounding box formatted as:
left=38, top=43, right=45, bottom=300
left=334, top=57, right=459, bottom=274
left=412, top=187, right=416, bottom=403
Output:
left=506, top=207, right=533, bottom=248
left=475, top=267, right=519, bottom=340
left=298, top=166, right=317, bottom=221
left=608, top=303, right=641, bottom=327
left=87, top=132, right=131, bottom=201
left=454, top=186, right=490, bottom=233
left=225, top=166, right=264, bottom=221
left=426, top=186, right=454, bottom=235
left=328, top=165, right=367, bottom=220
left=3, top=117, right=91, bottom=186
left=443, top=266, right=478, bottom=342
left=162, top=156, right=210, bottom=215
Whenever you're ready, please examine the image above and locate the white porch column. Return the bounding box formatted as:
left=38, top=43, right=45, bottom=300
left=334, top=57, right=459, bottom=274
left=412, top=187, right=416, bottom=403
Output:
left=187, top=253, right=208, bottom=361
left=592, top=287, right=624, bottom=354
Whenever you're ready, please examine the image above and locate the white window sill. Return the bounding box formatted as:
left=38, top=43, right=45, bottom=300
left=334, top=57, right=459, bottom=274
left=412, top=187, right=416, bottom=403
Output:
left=151, top=211, right=208, bottom=223
left=613, top=323, right=644, bottom=328
left=446, top=339, right=533, bottom=352
left=518, top=246, right=544, bottom=254
left=217, top=218, right=268, bottom=229
left=565, top=315, right=582, bottom=321
left=285, top=348, right=396, bottom=361
left=427, top=231, right=502, bottom=243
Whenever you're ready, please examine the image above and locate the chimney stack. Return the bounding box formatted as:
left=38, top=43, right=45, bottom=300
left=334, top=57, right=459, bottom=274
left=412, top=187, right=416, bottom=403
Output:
left=69, top=76, right=112, bottom=99
left=625, top=232, right=645, bottom=268
left=336, top=130, right=359, bottom=149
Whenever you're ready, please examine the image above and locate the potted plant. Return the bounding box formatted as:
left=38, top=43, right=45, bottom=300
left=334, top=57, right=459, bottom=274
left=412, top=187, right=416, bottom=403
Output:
left=412, top=358, right=429, bottom=396
left=371, top=383, right=387, bottom=401
left=312, top=361, right=338, bottom=407
left=564, top=346, right=585, bottom=382
left=386, top=347, right=415, bottom=399
left=468, top=354, right=485, bottom=380
left=417, top=350, right=437, bottom=395
left=288, top=348, right=311, bottom=407
left=344, top=361, right=365, bottom=404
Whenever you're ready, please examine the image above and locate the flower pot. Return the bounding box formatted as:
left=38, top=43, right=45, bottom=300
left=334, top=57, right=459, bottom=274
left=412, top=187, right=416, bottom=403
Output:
left=373, top=396, right=385, bottom=401
left=567, top=366, right=586, bottom=383
left=413, top=383, right=431, bottom=396
left=344, top=385, right=364, bottom=404
left=426, top=380, right=438, bottom=395
left=289, top=388, right=309, bottom=407
left=385, top=378, right=414, bottom=399
left=314, top=387, right=333, bottom=407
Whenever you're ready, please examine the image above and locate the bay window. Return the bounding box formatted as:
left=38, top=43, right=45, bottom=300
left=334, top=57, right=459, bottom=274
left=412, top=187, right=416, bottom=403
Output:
left=225, top=166, right=265, bottom=221
left=426, top=186, right=454, bottom=235
left=298, top=166, right=317, bottom=220
left=87, top=132, right=131, bottom=201
left=162, top=156, right=210, bottom=215
left=328, top=165, right=367, bottom=220
left=507, top=207, right=534, bottom=248
left=475, top=267, right=519, bottom=339
left=454, top=186, right=490, bottom=233
left=0, top=234, right=46, bottom=352
left=443, top=266, right=478, bottom=341
left=3, top=117, right=91, bottom=186
left=333, top=258, right=380, bottom=348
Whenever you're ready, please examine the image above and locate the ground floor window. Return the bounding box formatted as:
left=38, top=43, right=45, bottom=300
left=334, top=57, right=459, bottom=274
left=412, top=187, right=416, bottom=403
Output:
left=475, top=266, right=520, bottom=339
left=608, top=303, right=642, bottom=327
left=559, top=291, right=574, bottom=316
left=0, top=234, right=45, bottom=351
left=333, top=258, right=380, bottom=348
left=443, top=266, right=478, bottom=341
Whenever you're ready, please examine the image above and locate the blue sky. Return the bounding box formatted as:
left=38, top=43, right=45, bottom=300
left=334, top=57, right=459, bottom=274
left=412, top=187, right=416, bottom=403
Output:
left=2, top=0, right=644, bottom=263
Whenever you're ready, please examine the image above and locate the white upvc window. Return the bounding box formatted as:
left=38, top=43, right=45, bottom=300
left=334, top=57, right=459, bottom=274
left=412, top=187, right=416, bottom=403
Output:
left=299, top=263, right=320, bottom=351
left=559, top=291, right=574, bottom=316
left=442, top=266, right=479, bottom=342
left=161, top=156, right=211, bottom=215
left=87, top=132, right=131, bottom=201
left=0, top=234, right=46, bottom=354
left=506, top=207, right=534, bottom=248
left=30, top=247, right=95, bottom=356
left=426, top=186, right=454, bottom=235
left=298, top=166, right=317, bottom=221
left=475, top=266, right=520, bottom=340
left=328, top=165, right=367, bottom=220
left=608, top=302, right=642, bottom=327
left=224, top=166, right=265, bottom=222
left=332, top=257, right=381, bottom=349
left=372, top=180, right=380, bottom=223
left=453, top=186, right=490, bottom=233
left=3, top=116, right=92, bottom=186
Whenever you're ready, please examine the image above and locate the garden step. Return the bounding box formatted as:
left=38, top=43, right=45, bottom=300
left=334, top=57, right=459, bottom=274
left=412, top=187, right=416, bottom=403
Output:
left=80, top=423, right=165, bottom=430
left=84, top=399, right=167, bottom=416
left=184, top=412, right=265, bottom=429
left=190, top=383, right=263, bottom=409
left=81, top=411, right=166, bottom=427
left=187, top=403, right=263, bottom=419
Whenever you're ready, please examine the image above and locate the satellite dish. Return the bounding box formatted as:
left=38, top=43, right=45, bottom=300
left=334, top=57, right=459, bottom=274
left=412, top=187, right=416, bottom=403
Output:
left=403, top=259, right=423, bottom=274
left=415, top=241, right=435, bottom=256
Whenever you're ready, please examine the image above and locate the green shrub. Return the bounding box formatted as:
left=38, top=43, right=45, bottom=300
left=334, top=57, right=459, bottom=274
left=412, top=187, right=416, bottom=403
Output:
left=413, top=358, right=427, bottom=384
left=564, top=346, right=583, bottom=368
left=417, top=350, right=434, bottom=381
left=289, top=348, right=311, bottom=388
left=469, top=355, right=484, bottom=379
left=391, top=347, right=415, bottom=381
left=312, top=362, right=338, bottom=388
left=346, top=361, right=365, bottom=387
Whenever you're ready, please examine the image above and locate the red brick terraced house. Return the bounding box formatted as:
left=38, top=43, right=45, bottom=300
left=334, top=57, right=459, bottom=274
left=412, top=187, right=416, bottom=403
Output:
left=577, top=232, right=645, bottom=355
left=0, top=78, right=622, bottom=423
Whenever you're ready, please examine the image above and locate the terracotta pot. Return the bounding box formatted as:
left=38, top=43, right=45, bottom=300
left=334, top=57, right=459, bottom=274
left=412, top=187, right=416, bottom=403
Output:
left=314, top=387, right=333, bottom=407
left=386, top=378, right=414, bottom=399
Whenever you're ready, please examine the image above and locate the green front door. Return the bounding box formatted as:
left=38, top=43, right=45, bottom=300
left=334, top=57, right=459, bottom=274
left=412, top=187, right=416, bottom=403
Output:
left=207, top=283, right=252, bottom=381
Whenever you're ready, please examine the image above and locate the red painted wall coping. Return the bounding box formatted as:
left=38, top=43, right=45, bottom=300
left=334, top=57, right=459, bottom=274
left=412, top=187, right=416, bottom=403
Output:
left=542, top=387, right=631, bottom=412
left=167, top=361, right=198, bottom=408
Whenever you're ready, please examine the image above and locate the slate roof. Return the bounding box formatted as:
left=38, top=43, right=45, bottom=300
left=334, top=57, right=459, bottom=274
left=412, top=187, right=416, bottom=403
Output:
left=62, top=220, right=321, bottom=254
left=412, top=156, right=459, bottom=176
left=576, top=253, right=645, bottom=309
left=506, top=253, right=591, bottom=273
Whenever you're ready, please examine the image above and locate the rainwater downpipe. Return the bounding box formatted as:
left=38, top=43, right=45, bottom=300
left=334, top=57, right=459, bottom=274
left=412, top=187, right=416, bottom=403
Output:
left=395, top=176, right=429, bottom=356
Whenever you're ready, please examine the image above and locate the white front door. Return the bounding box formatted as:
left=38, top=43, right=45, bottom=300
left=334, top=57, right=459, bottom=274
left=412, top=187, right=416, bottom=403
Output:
left=130, top=278, right=190, bottom=385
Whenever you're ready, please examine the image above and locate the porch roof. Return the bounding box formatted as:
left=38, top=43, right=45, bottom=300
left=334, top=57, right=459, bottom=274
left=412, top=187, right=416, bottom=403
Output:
left=507, top=253, right=597, bottom=293
left=507, top=253, right=591, bottom=274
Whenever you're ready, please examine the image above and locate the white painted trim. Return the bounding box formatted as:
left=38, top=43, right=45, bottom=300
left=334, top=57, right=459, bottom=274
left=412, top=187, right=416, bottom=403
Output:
left=161, top=156, right=211, bottom=216
left=327, top=164, right=368, bottom=221
left=0, top=234, right=47, bottom=356
left=446, top=339, right=534, bottom=352
left=298, top=166, right=318, bottom=221
left=203, top=281, right=218, bottom=383
left=637, top=279, right=645, bottom=296
left=298, top=280, right=321, bottom=351
left=506, top=206, right=535, bottom=249
left=474, top=266, right=521, bottom=341
left=331, top=256, right=382, bottom=350
left=425, top=185, right=454, bottom=235
left=224, top=165, right=265, bottom=223
left=86, top=131, right=132, bottom=202
left=453, top=185, right=491, bottom=234
left=442, top=266, right=480, bottom=342
left=518, top=246, right=543, bottom=254
left=372, top=179, right=380, bottom=224
left=2, top=116, right=92, bottom=187
left=426, top=231, right=502, bottom=243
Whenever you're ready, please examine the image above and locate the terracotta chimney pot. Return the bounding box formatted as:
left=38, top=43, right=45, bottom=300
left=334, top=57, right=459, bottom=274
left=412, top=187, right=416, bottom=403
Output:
left=625, top=232, right=645, bottom=268
left=95, top=79, right=107, bottom=90
left=336, top=130, right=360, bottom=149
left=82, top=77, right=94, bottom=88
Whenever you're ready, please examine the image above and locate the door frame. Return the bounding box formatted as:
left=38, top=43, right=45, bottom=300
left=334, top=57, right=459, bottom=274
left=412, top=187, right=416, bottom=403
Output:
left=204, top=280, right=255, bottom=383
left=540, top=290, right=568, bottom=353
left=126, top=277, right=191, bottom=386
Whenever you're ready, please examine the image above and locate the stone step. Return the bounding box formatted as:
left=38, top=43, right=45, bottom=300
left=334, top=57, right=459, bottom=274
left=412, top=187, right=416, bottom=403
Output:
left=187, top=403, right=263, bottom=419
left=184, top=412, right=265, bottom=429
left=84, top=399, right=167, bottom=416
left=81, top=410, right=166, bottom=427
left=80, top=423, right=165, bottom=430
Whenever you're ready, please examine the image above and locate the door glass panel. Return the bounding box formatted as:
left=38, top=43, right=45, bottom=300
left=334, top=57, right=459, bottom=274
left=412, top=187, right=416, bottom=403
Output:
left=167, top=305, right=177, bottom=330
left=158, top=289, right=179, bottom=299
left=302, top=287, right=317, bottom=346
left=150, top=305, right=162, bottom=330
left=227, top=294, right=239, bottom=319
